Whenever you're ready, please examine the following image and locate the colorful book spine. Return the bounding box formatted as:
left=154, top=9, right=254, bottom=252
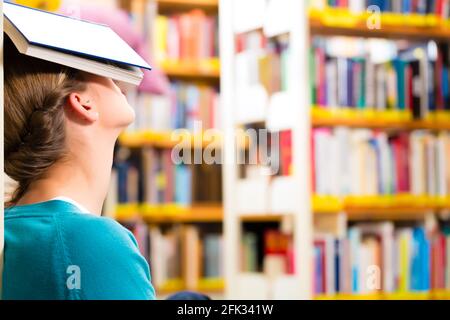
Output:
left=144, top=225, right=224, bottom=290
left=311, top=223, right=448, bottom=295
left=315, top=0, right=450, bottom=18
left=311, top=128, right=450, bottom=197
left=154, top=10, right=219, bottom=62
left=110, top=149, right=193, bottom=207
left=311, top=38, right=450, bottom=119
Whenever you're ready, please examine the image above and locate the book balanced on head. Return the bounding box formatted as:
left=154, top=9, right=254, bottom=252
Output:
left=3, top=1, right=151, bottom=86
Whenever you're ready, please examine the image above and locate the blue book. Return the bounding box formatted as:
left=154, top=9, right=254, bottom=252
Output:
left=411, top=227, right=431, bottom=291
left=368, top=0, right=388, bottom=12
left=368, top=138, right=384, bottom=194
left=393, top=59, right=407, bottom=110
left=116, top=162, right=130, bottom=203
left=410, top=229, right=421, bottom=291
left=4, top=2, right=151, bottom=86
left=347, top=59, right=354, bottom=107
left=443, top=68, right=450, bottom=110
left=402, top=0, right=412, bottom=14
left=349, top=228, right=361, bottom=293
left=334, top=239, right=341, bottom=293
left=428, top=62, right=436, bottom=112
left=174, top=165, right=192, bottom=206
left=186, top=85, right=201, bottom=131
left=204, top=235, right=221, bottom=278
left=314, top=246, right=323, bottom=295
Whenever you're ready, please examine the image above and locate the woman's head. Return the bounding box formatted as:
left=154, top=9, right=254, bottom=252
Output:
left=4, top=36, right=135, bottom=206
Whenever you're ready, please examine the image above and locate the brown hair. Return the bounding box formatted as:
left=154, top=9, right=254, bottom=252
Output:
left=4, top=36, right=87, bottom=207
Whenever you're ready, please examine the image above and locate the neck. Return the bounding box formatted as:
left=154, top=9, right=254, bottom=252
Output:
left=18, top=129, right=119, bottom=215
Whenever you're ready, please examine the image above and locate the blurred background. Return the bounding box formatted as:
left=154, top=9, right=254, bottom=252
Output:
left=4, top=0, right=450, bottom=300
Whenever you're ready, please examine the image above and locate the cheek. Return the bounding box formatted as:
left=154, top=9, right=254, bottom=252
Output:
left=99, top=95, right=135, bottom=128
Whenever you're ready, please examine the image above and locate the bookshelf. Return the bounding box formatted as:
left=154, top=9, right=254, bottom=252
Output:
left=160, top=58, right=220, bottom=80
left=221, top=0, right=450, bottom=300
left=309, top=15, right=450, bottom=41
left=116, top=195, right=449, bottom=224
left=143, top=204, right=223, bottom=223
left=314, top=291, right=448, bottom=300
left=157, top=0, right=218, bottom=13
left=113, top=0, right=225, bottom=298
left=119, top=130, right=223, bottom=148
left=221, top=0, right=313, bottom=299
left=312, top=107, right=450, bottom=131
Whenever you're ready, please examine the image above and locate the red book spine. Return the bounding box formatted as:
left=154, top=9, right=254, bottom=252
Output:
left=431, top=238, right=436, bottom=289
left=393, top=134, right=410, bottom=193
left=402, top=133, right=411, bottom=192
left=235, top=34, right=244, bottom=53
left=190, top=10, right=205, bottom=60
left=339, top=0, right=349, bottom=8
left=207, top=16, right=216, bottom=58
left=436, top=0, right=444, bottom=16
left=280, top=130, right=292, bottom=176
left=286, top=240, right=295, bottom=275
left=316, top=47, right=326, bottom=107
left=392, top=139, right=402, bottom=193
left=439, top=234, right=446, bottom=289
left=178, top=13, right=190, bottom=60
left=311, top=129, right=316, bottom=193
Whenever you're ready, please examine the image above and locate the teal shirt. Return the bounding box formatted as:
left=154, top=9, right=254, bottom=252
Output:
left=2, top=200, right=156, bottom=300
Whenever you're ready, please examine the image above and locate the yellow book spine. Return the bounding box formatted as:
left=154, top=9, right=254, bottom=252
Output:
left=155, top=15, right=169, bottom=63
left=399, top=232, right=410, bottom=292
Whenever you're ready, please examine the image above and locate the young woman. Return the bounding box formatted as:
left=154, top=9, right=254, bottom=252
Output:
left=2, top=35, right=155, bottom=300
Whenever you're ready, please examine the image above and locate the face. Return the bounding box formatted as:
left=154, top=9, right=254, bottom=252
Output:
left=83, top=74, right=135, bottom=129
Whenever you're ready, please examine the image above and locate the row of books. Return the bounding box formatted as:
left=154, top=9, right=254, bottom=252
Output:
left=242, top=229, right=294, bottom=274
left=133, top=224, right=224, bottom=291
left=314, top=222, right=450, bottom=295
left=154, top=10, right=219, bottom=63
left=240, top=128, right=293, bottom=179
left=242, top=222, right=450, bottom=295
left=235, top=31, right=290, bottom=96
left=312, top=128, right=450, bottom=197
left=311, top=38, right=450, bottom=118
left=110, top=148, right=222, bottom=207
left=127, top=82, right=220, bottom=132
left=311, top=0, right=450, bottom=18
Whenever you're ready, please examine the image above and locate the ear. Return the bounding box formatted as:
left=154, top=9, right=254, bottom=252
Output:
left=67, top=92, right=99, bottom=123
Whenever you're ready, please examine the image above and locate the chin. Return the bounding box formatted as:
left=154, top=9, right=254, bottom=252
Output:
left=120, top=109, right=136, bottom=127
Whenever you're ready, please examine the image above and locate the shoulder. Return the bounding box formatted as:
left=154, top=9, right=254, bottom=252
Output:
left=57, top=213, right=137, bottom=249
left=56, top=213, right=155, bottom=300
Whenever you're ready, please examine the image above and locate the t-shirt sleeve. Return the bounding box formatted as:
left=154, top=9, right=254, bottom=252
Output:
left=58, top=214, right=156, bottom=300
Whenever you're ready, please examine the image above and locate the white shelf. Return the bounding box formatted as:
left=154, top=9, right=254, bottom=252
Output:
left=235, top=273, right=270, bottom=300
left=263, top=0, right=292, bottom=37
left=221, top=0, right=313, bottom=300
left=236, top=177, right=270, bottom=214
left=266, top=91, right=294, bottom=131
left=269, top=176, right=297, bottom=214
left=232, top=0, right=266, bottom=34
left=235, top=84, right=268, bottom=124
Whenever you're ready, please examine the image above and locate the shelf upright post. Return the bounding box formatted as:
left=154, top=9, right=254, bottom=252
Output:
left=220, top=0, right=314, bottom=299
left=290, top=0, right=313, bottom=300
left=219, top=0, right=240, bottom=299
